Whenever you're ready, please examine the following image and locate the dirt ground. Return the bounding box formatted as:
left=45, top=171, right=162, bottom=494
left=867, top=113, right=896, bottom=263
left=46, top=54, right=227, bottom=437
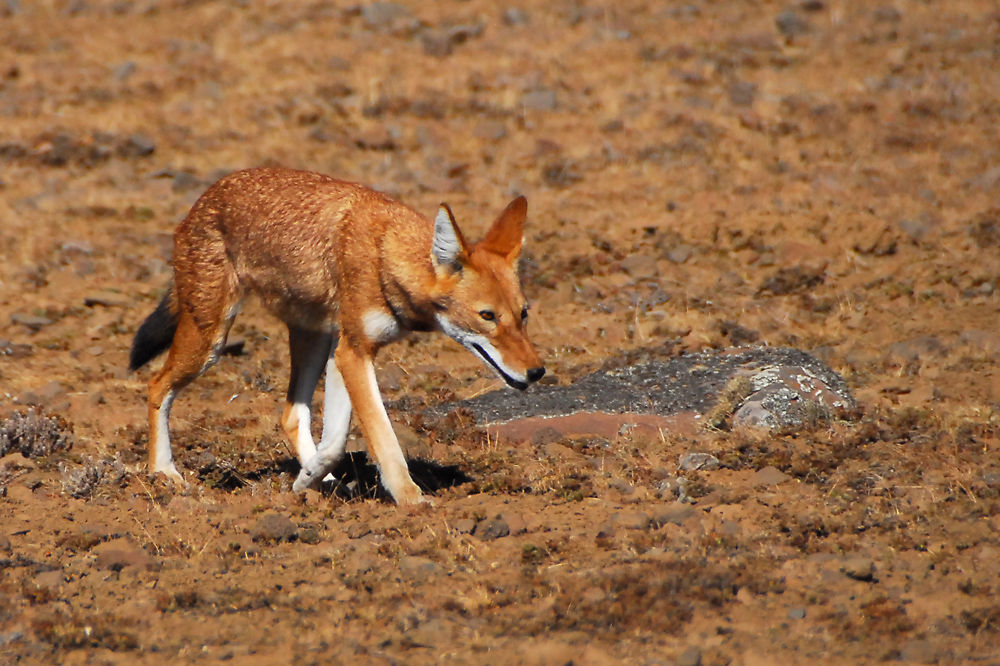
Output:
left=2, top=1, right=1000, bottom=663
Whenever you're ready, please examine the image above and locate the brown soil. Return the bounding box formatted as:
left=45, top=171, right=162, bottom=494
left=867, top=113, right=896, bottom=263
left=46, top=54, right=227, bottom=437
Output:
left=2, top=1, right=1000, bottom=663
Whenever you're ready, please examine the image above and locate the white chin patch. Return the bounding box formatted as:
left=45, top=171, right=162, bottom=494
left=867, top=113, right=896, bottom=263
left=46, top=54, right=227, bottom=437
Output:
left=436, top=315, right=528, bottom=388
left=362, top=309, right=401, bottom=344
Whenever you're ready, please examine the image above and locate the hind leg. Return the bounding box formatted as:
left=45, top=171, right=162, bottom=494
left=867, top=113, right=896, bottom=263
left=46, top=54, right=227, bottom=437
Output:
left=281, top=326, right=334, bottom=464
left=148, top=285, right=240, bottom=483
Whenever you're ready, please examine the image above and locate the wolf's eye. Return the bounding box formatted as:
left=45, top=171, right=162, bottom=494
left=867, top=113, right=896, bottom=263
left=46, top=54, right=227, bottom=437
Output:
left=479, top=310, right=496, bottom=321
left=520, top=307, right=529, bottom=321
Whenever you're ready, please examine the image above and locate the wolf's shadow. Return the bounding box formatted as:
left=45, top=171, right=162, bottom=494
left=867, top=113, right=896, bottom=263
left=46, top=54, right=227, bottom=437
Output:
left=205, top=452, right=471, bottom=502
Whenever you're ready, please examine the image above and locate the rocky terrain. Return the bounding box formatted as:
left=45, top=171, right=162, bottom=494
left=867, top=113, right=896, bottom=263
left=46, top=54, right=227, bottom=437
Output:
left=2, top=1, right=1000, bottom=663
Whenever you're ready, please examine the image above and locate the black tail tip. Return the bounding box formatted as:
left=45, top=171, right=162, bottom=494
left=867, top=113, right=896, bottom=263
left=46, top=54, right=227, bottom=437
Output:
left=129, top=293, right=178, bottom=371
left=527, top=366, right=546, bottom=383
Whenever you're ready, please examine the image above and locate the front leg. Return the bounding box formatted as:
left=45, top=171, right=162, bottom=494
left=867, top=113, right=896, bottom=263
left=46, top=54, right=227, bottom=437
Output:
left=334, top=341, right=424, bottom=505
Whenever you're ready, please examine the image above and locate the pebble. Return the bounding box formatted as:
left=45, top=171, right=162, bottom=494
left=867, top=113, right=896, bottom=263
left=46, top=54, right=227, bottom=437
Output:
left=522, top=88, right=558, bottom=111
left=840, top=556, right=877, bottom=582
left=775, top=10, right=811, bottom=37
left=678, top=452, right=720, bottom=471
left=250, top=513, right=298, bottom=542
left=10, top=313, right=53, bottom=329
left=474, top=518, right=510, bottom=541
left=752, top=466, right=791, bottom=486
left=787, top=607, right=807, bottom=620
left=452, top=518, right=476, bottom=534
left=612, top=510, right=652, bottom=531
left=653, top=503, right=696, bottom=526
left=677, top=646, right=702, bottom=666
left=398, top=555, right=438, bottom=578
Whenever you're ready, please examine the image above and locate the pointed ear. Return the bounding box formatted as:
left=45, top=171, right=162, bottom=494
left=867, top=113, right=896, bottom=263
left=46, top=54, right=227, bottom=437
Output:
left=479, top=195, right=526, bottom=263
left=432, top=203, right=469, bottom=273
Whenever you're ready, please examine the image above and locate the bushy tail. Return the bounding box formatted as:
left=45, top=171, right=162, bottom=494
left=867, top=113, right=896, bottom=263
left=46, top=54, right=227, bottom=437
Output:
left=129, top=284, right=179, bottom=371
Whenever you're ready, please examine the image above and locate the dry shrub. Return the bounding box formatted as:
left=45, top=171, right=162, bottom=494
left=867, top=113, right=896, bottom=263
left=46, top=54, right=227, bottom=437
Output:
left=0, top=409, right=74, bottom=458
left=60, top=456, right=128, bottom=499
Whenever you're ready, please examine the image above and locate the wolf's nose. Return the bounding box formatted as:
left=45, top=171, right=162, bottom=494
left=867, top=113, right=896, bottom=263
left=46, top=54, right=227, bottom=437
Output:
left=526, top=367, right=546, bottom=383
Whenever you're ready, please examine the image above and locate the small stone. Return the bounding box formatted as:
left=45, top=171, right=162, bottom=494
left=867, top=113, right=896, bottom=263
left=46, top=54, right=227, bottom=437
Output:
left=84, top=291, right=130, bottom=307
left=10, top=313, right=53, bottom=329
left=775, top=10, right=810, bottom=37
left=0, top=533, right=11, bottom=553
left=841, top=556, right=877, bottom=582
left=452, top=518, right=476, bottom=535
left=119, top=133, right=155, bottom=158
left=787, top=607, right=807, bottom=620
left=522, top=88, right=557, bottom=111
left=666, top=244, right=694, bottom=264
left=653, top=503, right=696, bottom=526
left=249, top=513, right=297, bottom=543
left=474, top=518, right=510, bottom=541
left=612, top=510, right=652, bottom=530
left=361, top=2, right=410, bottom=29
left=297, top=526, right=322, bottom=545
left=752, top=465, right=791, bottom=486
left=678, top=452, right=720, bottom=471
left=398, top=555, right=438, bottom=578
left=94, top=542, right=158, bottom=571
left=677, top=646, right=702, bottom=666
left=503, top=8, right=530, bottom=26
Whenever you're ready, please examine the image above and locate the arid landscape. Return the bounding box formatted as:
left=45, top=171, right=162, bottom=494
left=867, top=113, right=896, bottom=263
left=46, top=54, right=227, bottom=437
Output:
left=2, top=1, right=1000, bottom=663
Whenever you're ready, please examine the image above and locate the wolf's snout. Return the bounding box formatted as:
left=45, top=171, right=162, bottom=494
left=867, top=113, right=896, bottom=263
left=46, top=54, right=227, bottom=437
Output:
left=526, top=366, right=545, bottom=383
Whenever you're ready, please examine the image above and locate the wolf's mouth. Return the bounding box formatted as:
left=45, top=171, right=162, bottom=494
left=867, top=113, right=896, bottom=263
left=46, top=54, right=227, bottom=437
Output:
left=472, top=343, right=529, bottom=390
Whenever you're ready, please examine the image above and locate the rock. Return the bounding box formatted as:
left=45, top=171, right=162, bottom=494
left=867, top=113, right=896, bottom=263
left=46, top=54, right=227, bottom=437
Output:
left=0, top=533, right=10, bottom=553
left=677, top=646, right=702, bottom=666
left=888, top=336, right=946, bottom=361
left=93, top=540, right=158, bottom=571
left=250, top=513, right=298, bottom=542
left=612, top=510, right=652, bottom=530
left=787, top=607, right=807, bottom=620
left=452, top=518, right=476, bottom=535
left=752, top=466, right=791, bottom=486
left=119, top=133, right=155, bottom=158
left=422, top=23, right=484, bottom=57
left=775, top=10, right=810, bottom=37
left=84, top=291, right=130, bottom=307
left=436, top=347, right=855, bottom=434
left=841, top=556, right=877, bottom=582
left=360, top=2, right=410, bottom=29
left=728, top=81, right=757, bottom=106
left=398, top=555, right=438, bottom=578
left=503, top=8, right=530, bottom=26
left=678, top=452, right=720, bottom=471
left=474, top=518, right=510, bottom=541
left=522, top=88, right=557, bottom=111
left=10, top=313, right=53, bottom=329
left=653, top=503, right=696, bottom=526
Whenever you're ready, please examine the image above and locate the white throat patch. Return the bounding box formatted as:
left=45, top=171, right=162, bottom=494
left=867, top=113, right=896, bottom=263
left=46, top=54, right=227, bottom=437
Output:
left=362, top=309, right=401, bottom=343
